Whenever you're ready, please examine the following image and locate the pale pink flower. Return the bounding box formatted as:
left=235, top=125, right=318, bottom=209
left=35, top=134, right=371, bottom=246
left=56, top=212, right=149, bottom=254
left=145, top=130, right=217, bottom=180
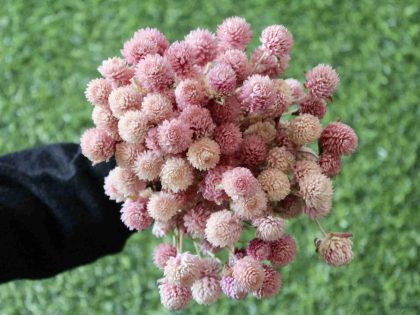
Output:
left=250, top=47, right=287, bottom=78
left=118, top=110, right=148, bottom=144
left=260, top=25, right=293, bottom=57
left=205, top=210, right=242, bottom=247
left=247, top=238, right=271, bottom=261
left=214, top=123, right=243, bottom=155
left=316, top=233, right=353, bottom=267
left=266, top=146, right=295, bottom=172
left=115, top=141, right=144, bottom=168
left=153, top=243, right=177, bottom=271
left=257, top=168, right=290, bottom=202
left=269, top=234, right=297, bottom=266
left=175, top=79, right=208, bottom=110
left=217, top=17, right=252, bottom=50
left=85, top=78, right=112, bottom=107
left=113, top=167, right=146, bottom=198
left=216, top=49, right=250, bottom=82
left=152, top=220, right=173, bottom=238
left=185, top=29, right=217, bottom=66
left=319, top=152, right=341, bottom=177
left=144, top=127, right=163, bottom=153
left=157, top=118, right=193, bottom=154
left=133, top=150, right=164, bottom=181
left=141, top=93, right=173, bottom=124
left=160, top=157, right=194, bottom=193
left=197, top=258, right=221, bottom=279
left=253, top=215, right=285, bottom=241
left=232, top=256, right=265, bottom=292
left=187, top=137, right=221, bottom=171
left=221, top=167, right=259, bottom=199
left=133, top=27, right=169, bottom=55
left=293, top=160, right=322, bottom=182
left=285, top=78, right=304, bottom=100
left=244, top=121, right=277, bottom=144
left=121, top=37, right=159, bottom=65
left=239, top=74, right=276, bottom=113
left=320, top=122, right=358, bottom=156
left=191, top=276, right=221, bottom=304
left=231, top=189, right=268, bottom=221
left=179, top=106, right=215, bottom=139
left=98, top=57, right=134, bottom=86
left=135, top=54, right=174, bottom=92
left=166, top=41, right=196, bottom=78
left=207, top=63, right=237, bottom=95
left=120, top=197, right=153, bottom=231
left=108, top=85, right=143, bottom=118
left=103, top=167, right=126, bottom=202
left=286, top=114, right=322, bottom=146
left=207, top=96, right=242, bottom=125
left=252, top=265, right=281, bottom=299
left=299, top=173, right=333, bottom=218
left=92, top=106, right=118, bottom=134
left=164, top=252, right=201, bottom=286
left=305, top=64, right=339, bottom=99
left=147, top=191, right=180, bottom=222
left=240, top=135, right=267, bottom=166
left=158, top=281, right=191, bottom=311
left=80, top=128, right=115, bottom=164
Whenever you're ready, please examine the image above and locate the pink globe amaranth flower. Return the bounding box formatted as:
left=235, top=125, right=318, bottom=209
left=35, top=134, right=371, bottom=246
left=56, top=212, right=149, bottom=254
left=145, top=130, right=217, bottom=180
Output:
left=216, top=49, right=251, bottom=82
left=316, top=233, right=353, bottom=267
left=115, top=141, right=144, bottom=168
left=135, top=54, right=174, bottom=92
left=133, top=27, right=169, bottom=55
left=207, top=63, right=237, bottom=95
left=265, top=80, right=292, bottom=118
left=113, top=167, right=147, bottom=198
left=121, top=37, right=159, bottom=65
left=147, top=191, right=180, bottom=222
left=118, top=110, right=148, bottom=144
left=286, top=114, right=322, bottom=146
left=158, top=281, right=191, bottom=311
left=191, top=276, right=222, bottom=305
left=269, top=234, right=297, bottom=266
left=152, top=220, right=173, bottom=238
left=250, top=47, right=288, bottom=78
left=319, top=152, right=341, bottom=177
left=98, top=57, right=134, bottom=86
left=247, top=238, right=271, bottom=261
left=175, top=79, right=208, bottom=110
left=305, top=64, right=339, bottom=100
left=239, top=74, right=276, bottom=113
left=253, top=215, right=285, bottom=241
left=221, top=275, right=247, bottom=300
left=187, top=137, right=221, bottom=171
left=244, top=121, right=277, bottom=144
left=85, top=78, right=113, bottom=107
left=293, top=160, right=322, bottom=182
left=299, top=173, right=333, bottom=218
left=260, top=25, right=293, bottom=58
left=231, top=189, right=268, bottom=221
left=240, top=134, right=267, bottom=166
left=166, top=41, right=196, bottom=78
left=92, top=106, right=118, bottom=134
left=253, top=264, right=281, bottom=299
left=199, top=166, right=230, bottom=204
left=275, top=194, right=304, bottom=219
left=320, top=122, right=358, bottom=156
left=205, top=210, right=242, bottom=247
left=133, top=150, right=164, bottom=181
left=108, top=85, right=143, bottom=118
left=258, top=168, right=290, bottom=202
left=172, top=185, right=200, bottom=211
left=214, top=123, right=243, bottom=155
left=232, top=256, right=265, bottom=292
left=299, top=97, right=327, bottom=119
left=120, top=197, right=153, bottom=231
left=266, top=146, right=295, bottom=172
left=183, top=203, right=214, bottom=239
left=217, top=16, right=252, bottom=50
left=185, top=28, right=217, bottom=66
left=179, top=106, right=215, bottom=139
left=80, top=128, right=115, bottom=164
left=207, top=96, right=242, bottom=125
left=141, top=93, right=173, bottom=125
left=285, top=78, right=304, bottom=101
left=275, top=123, right=297, bottom=151
left=153, top=243, right=177, bottom=271
left=104, top=168, right=126, bottom=202
left=164, top=252, right=201, bottom=286
left=221, top=167, right=259, bottom=200
left=157, top=118, right=193, bottom=154
left=144, top=127, right=163, bottom=154
left=160, top=157, right=194, bottom=193
left=197, top=258, right=221, bottom=279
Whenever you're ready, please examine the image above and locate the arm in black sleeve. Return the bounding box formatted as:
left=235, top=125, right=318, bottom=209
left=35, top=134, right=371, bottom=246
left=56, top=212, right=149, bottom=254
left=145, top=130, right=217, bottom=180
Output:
left=0, top=143, right=132, bottom=284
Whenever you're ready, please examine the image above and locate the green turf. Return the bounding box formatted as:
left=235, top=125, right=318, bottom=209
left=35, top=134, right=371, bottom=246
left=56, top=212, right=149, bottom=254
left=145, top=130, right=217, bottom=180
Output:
left=0, top=0, right=419, bottom=314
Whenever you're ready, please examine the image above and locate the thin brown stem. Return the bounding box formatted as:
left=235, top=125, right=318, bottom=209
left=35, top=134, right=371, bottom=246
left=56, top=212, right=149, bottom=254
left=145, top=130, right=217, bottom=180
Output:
left=314, top=218, right=327, bottom=237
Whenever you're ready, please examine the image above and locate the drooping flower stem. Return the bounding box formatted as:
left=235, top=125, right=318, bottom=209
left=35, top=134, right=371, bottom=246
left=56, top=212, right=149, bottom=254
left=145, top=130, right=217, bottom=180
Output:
left=314, top=218, right=327, bottom=236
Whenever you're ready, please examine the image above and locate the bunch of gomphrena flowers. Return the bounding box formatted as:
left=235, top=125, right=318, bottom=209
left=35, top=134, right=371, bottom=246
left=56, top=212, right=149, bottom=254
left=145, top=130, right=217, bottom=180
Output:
left=80, top=16, right=357, bottom=310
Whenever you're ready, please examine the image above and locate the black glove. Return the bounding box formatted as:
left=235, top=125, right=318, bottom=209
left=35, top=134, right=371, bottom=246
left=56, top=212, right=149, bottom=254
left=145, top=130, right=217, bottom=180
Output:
left=0, top=143, right=132, bottom=283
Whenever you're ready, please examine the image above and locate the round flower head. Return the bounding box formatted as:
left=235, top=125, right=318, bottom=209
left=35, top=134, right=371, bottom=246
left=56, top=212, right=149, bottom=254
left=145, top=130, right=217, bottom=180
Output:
left=118, top=110, right=148, bottom=144
left=253, top=215, right=285, bottom=241
left=166, top=41, right=196, bottom=78
left=133, top=27, right=169, bottom=55
left=232, top=256, right=265, bottom=292
left=240, top=135, right=267, bottom=166
left=260, top=25, right=293, bottom=57
left=113, top=167, right=147, bottom=198
left=120, top=197, right=153, bottom=231
left=98, top=57, right=134, bottom=86
left=299, top=97, right=327, bottom=119
left=231, top=189, right=268, bottom=221
left=214, top=123, right=243, bottom=155
left=217, top=16, right=252, bottom=50
left=184, top=28, right=217, bottom=66
left=158, top=281, right=191, bottom=311
left=267, top=146, right=295, bottom=172
left=276, top=194, right=304, bottom=219
left=108, top=85, right=143, bottom=118
left=179, top=106, right=215, bottom=139
left=286, top=114, right=322, bottom=146
left=175, top=79, right=208, bottom=110
left=157, top=118, right=193, bottom=154
left=115, top=142, right=144, bottom=169
left=305, top=64, right=339, bottom=100
left=251, top=47, right=289, bottom=78
left=141, top=93, right=173, bottom=124
left=265, top=80, right=292, bottom=118
left=135, top=54, right=174, bottom=92
left=258, top=168, right=290, bottom=202
left=164, top=252, right=201, bottom=286
left=160, top=157, right=194, bottom=193
left=216, top=49, right=250, bottom=82
left=199, top=166, right=230, bottom=204
left=247, top=238, right=271, bottom=261
left=121, top=37, right=159, bottom=65
left=183, top=203, right=214, bottom=239
left=252, top=265, right=281, bottom=299
left=244, top=121, right=277, bottom=144
left=104, top=168, right=126, bottom=202
left=221, top=167, right=259, bottom=199
left=173, top=185, right=200, bottom=211
left=275, top=123, right=297, bottom=151
left=80, top=128, right=115, bottom=164
left=133, top=150, right=164, bottom=181
left=293, top=159, right=322, bottom=182
left=153, top=243, right=177, bottom=271
left=207, top=96, right=242, bottom=125
left=239, top=75, right=276, bottom=113
left=85, top=78, right=112, bottom=107
left=285, top=78, right=304, bottom=101
left=197, top=258, right=221, bottom=279
left=191, top=276, right=221, bottom=305
left=269, top=234, right=297, bottom=266
left=221, top=275, right=247, bottom=300
left=147, top=191, right=180, bottom=222
left=205, top=210, right=242, bottom=247
left=92, top=106, right=118, bottom=132
left=152, top=219, right=173, bottom=238
left=316, top=233, right=353, bottom=267
left=319, top=152, right=341, bottom=177
left=145, top=127, right=163, bottom=153
left=320, top=122, right=358, bottom=156
left=187, top=137, right=220, bottom=171
left=299, top=173, right=333, bottom=218
left=207, top=63, right=237, bottom=95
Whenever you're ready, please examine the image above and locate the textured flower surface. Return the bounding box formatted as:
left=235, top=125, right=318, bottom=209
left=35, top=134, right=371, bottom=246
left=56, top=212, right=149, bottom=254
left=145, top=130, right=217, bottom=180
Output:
left=232, top=256, right=265, bottom=292
left=205, top=210, right=242, bottom=247
left=317, top=233, right=353, bottom=267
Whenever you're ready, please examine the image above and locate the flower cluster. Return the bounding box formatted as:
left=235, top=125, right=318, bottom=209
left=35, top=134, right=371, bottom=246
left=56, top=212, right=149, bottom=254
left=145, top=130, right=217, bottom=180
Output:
left=81, top=16, right=357, bottom=310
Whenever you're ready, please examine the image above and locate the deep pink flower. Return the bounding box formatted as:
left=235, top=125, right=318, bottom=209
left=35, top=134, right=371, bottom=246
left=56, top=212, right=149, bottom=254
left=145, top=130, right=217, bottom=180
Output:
left=275, top=194, right=304, bottom=219
left=247, top=238, right=271, bottom=261
left=216, top=49, right=250, bottom=82
left=240, top=135, right=267, bottom=166
left=299, top=97, right=327, bottom=119
left=207, top=63, right=237, bottom=95
left=269, top=234, right=297, bottom=266
left=239, top=74, right=276, bottom=113
left=251, top=47, right=288, bottom=78
left=207, top=96, right=242, bottom=125
left=133, top=27, right=169, bottom=55
left=183, top=203, right=214, bottom=239
left=179, top=106, right=215, bottom=139
left=166, top=41, right=196, bottom=78
left=260, top=25, right=293, bottom=57
left=184, top=29, right=217, bottom=66
left=135, top=54, right=174, bottom=92
left=217, top=17, right=252, bottom=50
left=320, top=122, right=358, bottom=156
left=120, top=197, right=153, bottom=231
left=153, top=243, right=177, bottom=271
left=232, top=256, right=265, bottom=292
left=319, top=152, right=341, bottom=177
left=252, top=265, right=281, bottom=299
left=305, top=64, right=339, bottom=99
left=214, top=123, right=243, bottom=155
left=157, top=118, right=193, bottom=154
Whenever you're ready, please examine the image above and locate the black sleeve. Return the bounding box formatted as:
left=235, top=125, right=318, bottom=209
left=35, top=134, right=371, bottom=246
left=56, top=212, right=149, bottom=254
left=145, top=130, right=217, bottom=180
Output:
left=0, top=143, right=132, bottom=283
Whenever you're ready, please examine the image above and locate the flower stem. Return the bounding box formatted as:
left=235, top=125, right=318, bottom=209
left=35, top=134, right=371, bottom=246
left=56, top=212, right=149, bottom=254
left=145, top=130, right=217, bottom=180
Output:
left=314, top=218, right=327, bottom=237
left=193, top=241, right=202, bottom=259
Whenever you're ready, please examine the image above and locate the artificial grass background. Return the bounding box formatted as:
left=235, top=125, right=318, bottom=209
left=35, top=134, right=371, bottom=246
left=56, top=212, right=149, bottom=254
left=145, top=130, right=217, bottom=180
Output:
left=0, top=0, right=419, bottom=314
